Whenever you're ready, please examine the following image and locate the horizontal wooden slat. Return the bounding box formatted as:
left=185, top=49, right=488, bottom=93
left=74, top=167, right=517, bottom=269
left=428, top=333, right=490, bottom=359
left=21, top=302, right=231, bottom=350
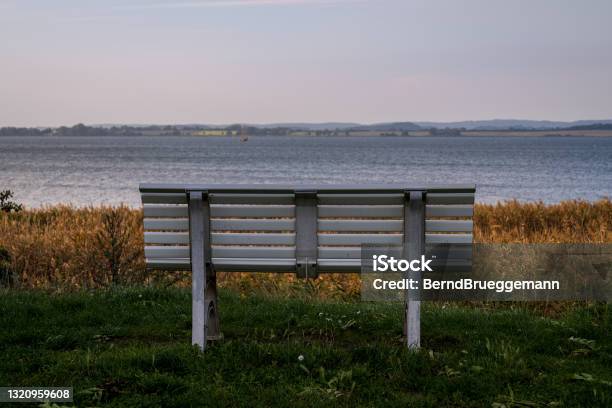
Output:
left=143, top=216, right=473, bottom=234
left=211, top=246, right=295, bottom=258
left=426, top=220, right=473, bottom=232
left=145, top=256, right=471, bottom=272
left=318, top=233, right=402, bottom=246
left=318, top=252, right=472, bottom=265
left=140, top=183, right=475, bottom=194
left=316, top=259, right=473, bottom=273
left=426, top=193, right=474, bottom=205
left=146, top=246, right=190, bottom=259
left=426, top=205, right=473, bottom=217
left=211, top=205, right=294, bottom=218
left=318, top=194, right=404, bottom=205
left=317, top=258, right=361, bottom=272
left=318, top=244, right=472, bottom=259
left=143, top=204, right=475, bottom=220
left=145, top=205, right=295, bottom=219
left=212, top=258, right=296, bottom=272
left=426, top=233, right=472, bottom=244
left=142, top=246, right=472, bottom=261
left=146, top=258, right=191, bottom=270
left=141, top=193, right=187, bottom=204
left=144, top=219, right=189, bottom=231
left=211, top=219, right=294, bottom=231
left=148, top=257, right=471, bottom=273
left=319, top=247, right=361, bottom=259
left=145, top=232, right=189, bottom=244
left=211, top=233, right=295, bottom=245
left=318, top=205, right=403, bottom=218
left=318, top=219, right=403, bottom=232
left=147, top=257, right=297, bottom=272
left=143, top=205, right=188, bottom=218
left=212, top=232, right=295, bottom=245
left=209, top=194, right=294, bottom=205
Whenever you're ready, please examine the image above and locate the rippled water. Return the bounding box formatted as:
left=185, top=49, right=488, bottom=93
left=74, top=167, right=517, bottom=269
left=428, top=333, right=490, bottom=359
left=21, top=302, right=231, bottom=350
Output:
left=1, top=135, right=610, bottom=207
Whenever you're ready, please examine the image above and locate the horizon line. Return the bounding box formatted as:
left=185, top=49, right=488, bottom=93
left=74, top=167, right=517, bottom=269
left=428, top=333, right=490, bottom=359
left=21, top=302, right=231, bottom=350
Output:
left=3, top=117, right=612, bottom=129
left=3, top=117, right=612, bottom=130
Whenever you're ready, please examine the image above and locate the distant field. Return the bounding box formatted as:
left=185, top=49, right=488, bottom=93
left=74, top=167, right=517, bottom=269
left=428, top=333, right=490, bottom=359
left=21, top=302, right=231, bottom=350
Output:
left=285, top=130, right=612, bottom=137
left=461, top=130, right=612, bottom=137
left=389, top=130, right=612, bottom=137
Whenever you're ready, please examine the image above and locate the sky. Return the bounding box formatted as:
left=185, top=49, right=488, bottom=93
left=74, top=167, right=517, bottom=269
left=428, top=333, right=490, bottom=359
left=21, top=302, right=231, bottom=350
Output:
left=1, top=0, right=611, bottom=126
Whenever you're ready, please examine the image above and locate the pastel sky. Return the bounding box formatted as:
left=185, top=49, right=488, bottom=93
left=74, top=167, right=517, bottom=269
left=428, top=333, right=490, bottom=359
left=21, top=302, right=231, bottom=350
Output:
left=1, top=0, right=611, bottom=126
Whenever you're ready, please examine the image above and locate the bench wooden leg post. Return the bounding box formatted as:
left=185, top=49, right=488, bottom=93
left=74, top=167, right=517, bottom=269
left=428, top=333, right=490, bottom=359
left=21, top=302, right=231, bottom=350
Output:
left=406, top=299, right=421, bottom=349
left=189, top=191, right=212, bottom=351
left=192, top=261, right=207, bottom=351
left=404, top=190, right=425, bottom=349
left=205, top=268, right=221, bottom=340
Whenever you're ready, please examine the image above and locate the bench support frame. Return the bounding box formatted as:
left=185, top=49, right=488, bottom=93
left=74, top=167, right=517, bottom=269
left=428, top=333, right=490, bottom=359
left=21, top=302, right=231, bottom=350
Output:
left=142, top=184, right=475, bottom=352
left=186, top=188, right=429, bottom=350
left=404, top=190, right=425, bottom=349
left=295, top=190, right=318, bottom=279
left=189, top=190, right=219, bottom=350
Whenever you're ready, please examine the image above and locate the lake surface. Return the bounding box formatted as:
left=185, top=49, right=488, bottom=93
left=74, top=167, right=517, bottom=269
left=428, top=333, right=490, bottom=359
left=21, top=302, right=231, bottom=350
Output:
left=1, top=135, right=610, bottom=207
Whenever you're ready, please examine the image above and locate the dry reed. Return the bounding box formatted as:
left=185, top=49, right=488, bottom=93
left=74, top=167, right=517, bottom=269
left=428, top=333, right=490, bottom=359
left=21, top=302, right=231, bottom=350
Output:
left=0, top=200, right=610, bottom=294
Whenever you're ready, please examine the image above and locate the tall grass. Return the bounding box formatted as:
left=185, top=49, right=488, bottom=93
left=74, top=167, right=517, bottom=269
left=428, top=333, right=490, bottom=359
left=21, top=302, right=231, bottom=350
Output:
left=475, top=199, right=611, bottom=243
left=0, top=200, right=610, bottom=290
left=0, top=205, right=145, bottom=288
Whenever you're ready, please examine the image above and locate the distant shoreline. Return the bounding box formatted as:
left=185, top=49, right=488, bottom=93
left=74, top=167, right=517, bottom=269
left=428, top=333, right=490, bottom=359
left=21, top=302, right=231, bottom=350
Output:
left=2, top=130, right=612, bottom=138
left=3, top=121, right=612, bottom=138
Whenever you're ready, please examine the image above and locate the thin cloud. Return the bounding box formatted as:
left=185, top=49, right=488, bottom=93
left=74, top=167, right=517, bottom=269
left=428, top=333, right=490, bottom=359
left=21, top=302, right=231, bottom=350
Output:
left=57, top=14, right=129, bottom=23
left=59, top=0, right=367, bottom=25
left=117, top=0, right=364, bottom=10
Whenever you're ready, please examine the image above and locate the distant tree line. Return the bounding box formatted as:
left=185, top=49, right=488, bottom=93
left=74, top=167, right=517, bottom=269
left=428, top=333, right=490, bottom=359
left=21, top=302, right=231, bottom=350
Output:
left=0, top=123, right=177, bottom=136
left=55, top=124, right=141, bottom=136
left=3, top=122, right=608, bottom=137
left=564, top=123, right=612, bottom=131
left=429, top=128, right=463, bottom=136
left=0, top=123, right=296, bottom=137
left=0, top=127, right=53, bottom=136
left=225, top=124, right=294, bottom=135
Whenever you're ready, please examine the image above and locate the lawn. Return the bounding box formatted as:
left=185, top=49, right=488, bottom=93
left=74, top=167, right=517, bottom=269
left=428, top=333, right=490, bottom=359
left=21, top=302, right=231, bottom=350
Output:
left=0, top=287, right=610, bottom=407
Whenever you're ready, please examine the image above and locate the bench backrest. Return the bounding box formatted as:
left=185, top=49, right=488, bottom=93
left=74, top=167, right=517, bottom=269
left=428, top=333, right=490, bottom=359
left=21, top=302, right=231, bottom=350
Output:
left=141, top=184, right=474, bottom=275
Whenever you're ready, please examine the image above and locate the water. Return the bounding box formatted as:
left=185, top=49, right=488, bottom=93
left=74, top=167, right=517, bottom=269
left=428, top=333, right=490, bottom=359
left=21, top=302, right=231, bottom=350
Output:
left=1, top=135, right=610, bottom=207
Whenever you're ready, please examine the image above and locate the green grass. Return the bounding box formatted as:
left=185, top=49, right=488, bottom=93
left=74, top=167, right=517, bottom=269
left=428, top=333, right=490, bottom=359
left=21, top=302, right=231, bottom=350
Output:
left=0, top=288, right=610, bottom=407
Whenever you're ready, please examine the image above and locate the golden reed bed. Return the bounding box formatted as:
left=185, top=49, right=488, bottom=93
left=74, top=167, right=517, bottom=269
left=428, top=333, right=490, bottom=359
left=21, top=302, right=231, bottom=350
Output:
left=0, top=200, right=610, bottom=293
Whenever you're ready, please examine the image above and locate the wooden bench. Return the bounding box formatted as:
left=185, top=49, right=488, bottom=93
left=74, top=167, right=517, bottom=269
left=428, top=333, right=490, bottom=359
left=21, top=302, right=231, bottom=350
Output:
left=140, top=184, right=475, bottom=350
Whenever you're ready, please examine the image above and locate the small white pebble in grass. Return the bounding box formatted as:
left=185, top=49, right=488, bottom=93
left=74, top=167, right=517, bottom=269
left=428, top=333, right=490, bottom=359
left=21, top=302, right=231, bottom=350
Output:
left=356, top=311, right=361, bottom=314
left=138, top=294, right=142, bottom=298
left=298, top=355, right=304, bottom=362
